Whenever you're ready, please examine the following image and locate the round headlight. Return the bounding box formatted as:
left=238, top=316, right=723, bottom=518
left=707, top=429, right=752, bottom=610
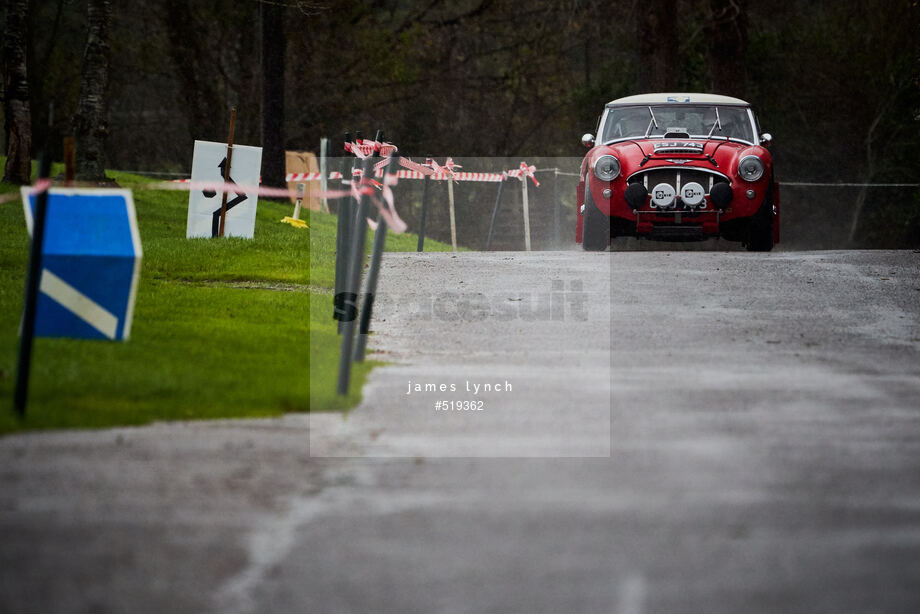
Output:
left=738, top=155, right=764, bottom=182
left=593, top=155, right=620, bottom=181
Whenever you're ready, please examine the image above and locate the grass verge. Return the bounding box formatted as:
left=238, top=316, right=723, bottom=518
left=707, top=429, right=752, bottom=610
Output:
left=0, top=165, right=452, bottom=434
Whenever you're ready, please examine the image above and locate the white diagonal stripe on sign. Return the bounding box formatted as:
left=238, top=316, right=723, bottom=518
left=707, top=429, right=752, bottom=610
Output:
left=39, top=269, right=119, bottom=339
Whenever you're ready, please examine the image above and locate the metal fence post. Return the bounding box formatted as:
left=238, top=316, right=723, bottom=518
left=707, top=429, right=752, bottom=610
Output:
left=337, top=130, right=382, bottom=395
left=354, top=155, right=399, bottom=362
left=417, top=156, right=431, bottom=252
left=14, top=154, right=52, bottom=417
left=333, top=133, right=352, bottom=332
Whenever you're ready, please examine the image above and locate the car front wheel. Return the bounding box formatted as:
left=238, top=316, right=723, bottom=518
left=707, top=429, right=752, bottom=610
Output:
left=746, top=217, right=774, bottom=252
left=582, top=182, right=610, bottom=251
left=745, top=187, right=775, bottom=252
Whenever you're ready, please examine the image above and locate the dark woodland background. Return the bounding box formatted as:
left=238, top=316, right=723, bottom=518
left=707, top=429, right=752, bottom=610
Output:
left=3, top=0, right=919, bottom=247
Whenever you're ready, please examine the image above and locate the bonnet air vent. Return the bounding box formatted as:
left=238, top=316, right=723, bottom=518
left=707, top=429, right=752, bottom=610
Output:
left=653, top=141, right=704, bottom=154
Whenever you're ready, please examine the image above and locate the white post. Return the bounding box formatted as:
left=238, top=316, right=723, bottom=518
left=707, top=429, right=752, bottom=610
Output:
left=292, top=183, right=305, bottom=220
left=448, top=177, right=458, bottom=252
left=319, top=137, right=329, bottom=213
left=521, top=177, right=531, bottom=251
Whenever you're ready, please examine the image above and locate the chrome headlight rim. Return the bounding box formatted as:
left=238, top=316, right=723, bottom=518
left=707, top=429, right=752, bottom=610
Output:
left=738, top=155, right=765, bottom=182
left=593, top=154, right=621, bottom=181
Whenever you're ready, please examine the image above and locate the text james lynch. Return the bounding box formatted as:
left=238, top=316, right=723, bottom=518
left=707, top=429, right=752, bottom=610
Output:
left=407, top=380, right=513, bottom=395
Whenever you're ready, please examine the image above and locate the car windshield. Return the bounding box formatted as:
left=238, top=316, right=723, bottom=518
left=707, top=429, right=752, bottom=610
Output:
left=602, top=105, right=755, bottom=143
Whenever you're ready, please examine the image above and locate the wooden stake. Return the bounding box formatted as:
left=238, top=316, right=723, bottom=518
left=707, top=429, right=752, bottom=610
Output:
left=319, top=137, right=329, bottom=213
left=63, top=137, right=75, bottom=186
left=521, top=177, right=532, bottom=251
left=218, top=108, right=237, bottom=238
left=448, top=176, right=457, bottom=252
left=552, top=168, right=561, bottom=249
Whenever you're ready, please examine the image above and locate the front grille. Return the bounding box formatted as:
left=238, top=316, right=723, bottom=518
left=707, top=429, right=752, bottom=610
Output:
left=627, top=167, right=729, bottom=193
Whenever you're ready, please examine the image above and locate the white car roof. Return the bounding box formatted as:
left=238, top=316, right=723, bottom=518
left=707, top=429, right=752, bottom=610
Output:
left=607, top=93, right=750, bottom=106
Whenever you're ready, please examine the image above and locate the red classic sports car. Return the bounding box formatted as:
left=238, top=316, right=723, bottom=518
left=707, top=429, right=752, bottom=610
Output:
left=576, top=93, right=779, bottom=251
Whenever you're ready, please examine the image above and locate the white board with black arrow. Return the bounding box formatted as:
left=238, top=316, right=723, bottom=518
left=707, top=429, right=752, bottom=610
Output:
left=186, top=139, right=263, bottom=239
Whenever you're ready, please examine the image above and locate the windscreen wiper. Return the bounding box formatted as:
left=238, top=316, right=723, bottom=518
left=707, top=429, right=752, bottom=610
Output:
left=706, top=106, right=721, bottom=139
left=643, top=106, right=659, bottom=140
left=702, top=108, right=722, bottom=166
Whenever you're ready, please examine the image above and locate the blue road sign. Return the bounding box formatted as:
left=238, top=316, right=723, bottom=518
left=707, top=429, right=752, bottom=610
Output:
left=20, top=188, right=142, bottom=341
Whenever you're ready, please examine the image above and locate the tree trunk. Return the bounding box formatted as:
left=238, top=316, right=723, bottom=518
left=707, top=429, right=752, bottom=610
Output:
left=706, top=0, right=748, bottom=97
left=635, top=0, right=677, bottom=92
left=72, top=0, right=112, bottom=182
left=2, top=0, right=32, bottom=185
left=847, top=98, right=890, bottom=245
left=261, top=3, right=285, bottom=189
left=162, top=0, right=227, bottom=147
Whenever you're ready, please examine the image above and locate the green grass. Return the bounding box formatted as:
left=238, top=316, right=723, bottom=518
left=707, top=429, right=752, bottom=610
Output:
left=0, top=164, right=453, bottom=434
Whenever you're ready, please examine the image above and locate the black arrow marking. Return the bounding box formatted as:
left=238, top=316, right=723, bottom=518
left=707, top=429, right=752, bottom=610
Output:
left=209, top=157, right=248, bottom=237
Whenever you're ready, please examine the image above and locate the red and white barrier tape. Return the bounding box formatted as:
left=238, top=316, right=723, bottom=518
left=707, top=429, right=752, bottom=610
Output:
left=0, top=178, right=51, bottom=205
left=505, top=162, right=539, bottom=187
left=286, top=168, right=506, bottom=182
left=28, top=178, right=53, bottom=194
left=429, top=157, right=461, bottom=182
left=174, top=173, right=920, bottom=187
left=375, top=170, right=408, bottom=233
left=155, top=180, right=299, bottom=199
left=398, top=157, right=435, bottom=176
left=167, top=160, right=532, bottom=185
left=372, top=153, right=435, bottom=175
left=155, top=176, right=408, bottom=234
left=340, top=173, right=407, bottom=233
left=286, top=171, right=344, bottom=181
left=345, top=139, right=398, bottom=159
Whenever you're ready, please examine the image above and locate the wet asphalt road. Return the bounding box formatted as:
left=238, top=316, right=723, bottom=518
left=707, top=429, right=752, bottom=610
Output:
left=2, top=250, right=919, bottom=613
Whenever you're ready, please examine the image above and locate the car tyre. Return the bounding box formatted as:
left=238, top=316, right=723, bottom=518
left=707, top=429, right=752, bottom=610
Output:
left=582, top=182, right=610, bottom=251
left=746, top=218, right=774, bottom=252
left=746, top=183, right=775, bottom=252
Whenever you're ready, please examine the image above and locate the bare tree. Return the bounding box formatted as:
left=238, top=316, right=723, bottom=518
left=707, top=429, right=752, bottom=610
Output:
left=261, top=2, right=285, bottom=189
left=706, top=0, right=748, bottom=96
left=72, top=0, right=112, bottom=181
left=635, top=0, right=678, bottom=92
left=161, top=0, right=224, bottom=146
left=2, top=0, right=32, bottom=184
left=159, top=1, right=263, bottom=150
